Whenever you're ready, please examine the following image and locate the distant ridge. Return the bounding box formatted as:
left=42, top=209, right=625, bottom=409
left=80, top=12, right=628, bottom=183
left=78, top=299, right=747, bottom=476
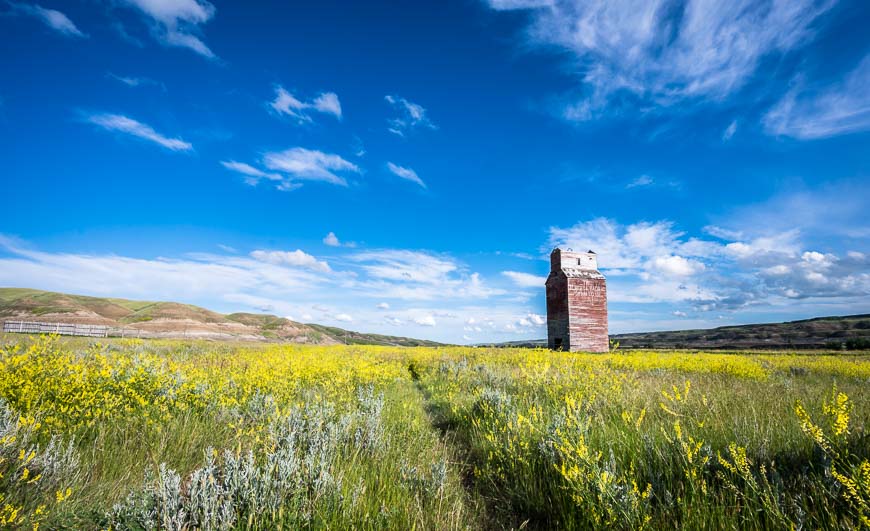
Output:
left=0, top=287, right=444, bottom=346
left=485, top=314, right=870, bottom=350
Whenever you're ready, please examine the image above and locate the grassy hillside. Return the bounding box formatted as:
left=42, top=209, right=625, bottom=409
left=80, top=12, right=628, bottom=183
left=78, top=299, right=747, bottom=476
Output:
left=486, top=314, right=870, bottom=350
left=306, top=323, right=444, bottom=347
left=613, top=314, right=870, bottom=350
left=0, top=287, right=441, bottom=346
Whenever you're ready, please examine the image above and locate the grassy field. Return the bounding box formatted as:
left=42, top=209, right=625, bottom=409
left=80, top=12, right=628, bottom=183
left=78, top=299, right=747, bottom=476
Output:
left=0, top=334, right=867, bottom=529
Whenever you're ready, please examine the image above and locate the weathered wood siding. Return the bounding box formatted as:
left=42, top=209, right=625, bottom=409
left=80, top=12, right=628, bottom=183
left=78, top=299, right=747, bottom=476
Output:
left=545, top=249, right=609, bottom=353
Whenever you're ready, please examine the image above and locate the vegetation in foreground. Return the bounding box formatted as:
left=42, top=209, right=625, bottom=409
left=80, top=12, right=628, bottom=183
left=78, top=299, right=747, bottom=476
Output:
left=0, top=334, right=868, bottom=529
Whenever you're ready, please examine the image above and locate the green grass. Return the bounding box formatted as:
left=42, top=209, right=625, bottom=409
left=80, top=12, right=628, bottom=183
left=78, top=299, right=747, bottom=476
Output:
left=417, top=365, right=868, bottom=528
left=0, top=287, right=45, bottom=302
left=0, top=336, right=867, bottom=529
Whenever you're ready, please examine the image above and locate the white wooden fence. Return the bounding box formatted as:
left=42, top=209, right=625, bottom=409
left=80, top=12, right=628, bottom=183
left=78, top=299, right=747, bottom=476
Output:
left=3, top=320, right=110, bottom=338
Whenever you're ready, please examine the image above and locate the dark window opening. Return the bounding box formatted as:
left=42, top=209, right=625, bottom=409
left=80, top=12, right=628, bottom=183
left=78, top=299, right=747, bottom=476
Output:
left=554, top=338, right=563, bottom=350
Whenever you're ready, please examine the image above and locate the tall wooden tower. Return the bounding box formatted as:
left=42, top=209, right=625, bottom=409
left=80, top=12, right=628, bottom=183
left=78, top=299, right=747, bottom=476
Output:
left=545, top=248, right=608, bottom=352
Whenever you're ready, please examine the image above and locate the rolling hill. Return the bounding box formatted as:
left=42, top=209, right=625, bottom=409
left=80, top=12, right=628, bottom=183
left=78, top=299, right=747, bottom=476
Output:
left=0, top=288, right=443, bottom=346
left=487, top=314, right=870, bottom=350
left=611, top=314, right=870, bottom=350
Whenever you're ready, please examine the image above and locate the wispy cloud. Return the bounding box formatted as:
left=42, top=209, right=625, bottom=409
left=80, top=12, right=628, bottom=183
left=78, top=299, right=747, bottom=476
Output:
left=220, top=148, right=360, bottom=191
left=250, top=249, right=332, bottom=273
left=262, top=148, right=360, bottom=187
left=386, top=162, right=426, bottom=188
left=710, top=179, right=870, bottom=241
left=349, top=249, right=504, bottom=301
left=219, top=161, right=282, bottom=186
left=119, top=0, right=217, bottom=59
left=86, top=113, right=192, bottom=151
left=322, top=232, right=356, bottom=248
left=384, top=95, right=436, bottom=136
left=413, top=314, right=437, bottom=327
left=106, top=73, right=165, bottom=91
left=7, top=2, right=87, bottom=37
left=270, top=86, right=342, bottom=122
left=502, top=271, right=546, bottom=288
left=722, top=120, right=738, bottom=141
left=489, top=0, right=553, bottom=8
left=485, top=0, right=835, bottom=120
left=626, top=174, right=654, bottom=188
left=0, top=236, right=537, bottom=342
left=0, top=237, right=331, bottom=304
left=763, top=54, right=870, bottom=140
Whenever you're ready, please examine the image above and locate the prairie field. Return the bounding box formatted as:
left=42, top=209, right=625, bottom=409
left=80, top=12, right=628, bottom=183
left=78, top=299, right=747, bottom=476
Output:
left=0, top=334, right=868, bottom=530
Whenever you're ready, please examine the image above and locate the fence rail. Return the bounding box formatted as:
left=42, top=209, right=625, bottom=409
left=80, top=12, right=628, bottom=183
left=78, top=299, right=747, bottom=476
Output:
left=2, top=320, right=110, bottom=338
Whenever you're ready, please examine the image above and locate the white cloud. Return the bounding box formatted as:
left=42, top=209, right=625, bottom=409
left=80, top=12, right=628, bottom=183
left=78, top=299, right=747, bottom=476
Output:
left=349, top=249, right=505, bottom=301
left=802, top=251, right=829, bottom=265
left=386, top=162, right=427, bottom=188
left=220, top=161, right=282, bottom=186
left=648, top=255, right=705, bottom=277
left=120, top=0, right=217, bottom=58
left=764, top=54, right=870, bottom=139
left=312, top=92, right=342, bottom=117
left=0, top=239, right=329, bottom=307
left=486, top=0, right=835, bottom=120
left=8, top=2, right=87, bottom=37
left=704, top=225, right=744, bottom=240
left=323, top=232, right=340, bottom=247
left=414, top=315, right=437, bottom=327
left=262, top=148, right=360, bottom=187
left=0, top=236, right=549, bottom=343
left=333, top=313, right=353, bottom=323
left=711, top=180, right=870, bottom=242
left=627, top=175, right=653, bottom=188
left=351, top=250, right=458, bottom=285
left=489, top=0, right=553, bottom=9
left=672, top=310, right=688, bottom=317
left=249, top=249, right=332, bottom=273
left=107, top=73, right=165, bottom=91
left=502, top=271, right=546, bottom=288
left=547, top=206, right=870, bottom=311
left=86, top=113, right=192, bottom=151
left=351, top=136, right=366, bottom=157
left=270, top=86, right=342, bottom=122
left=722, top=120, right=738, bottom=141
left=527, top=313, right=546, bottom=325
left=723, top=230, right=802, bottom=259
left=376, top=302, right=390, bottom=310
left=384, top=95, right=436, bottom=136
left=549, top=218, right=713, bottom=271
left=763, top=265, right=791, bottom=276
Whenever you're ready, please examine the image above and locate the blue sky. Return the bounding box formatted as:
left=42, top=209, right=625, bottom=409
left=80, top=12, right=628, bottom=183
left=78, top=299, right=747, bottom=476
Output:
left=0, top=0, right=868, bottom=343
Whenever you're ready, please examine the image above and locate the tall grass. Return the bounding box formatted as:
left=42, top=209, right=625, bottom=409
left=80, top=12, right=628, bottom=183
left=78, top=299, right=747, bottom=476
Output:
left=0, top=334, right=866, bottom=529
